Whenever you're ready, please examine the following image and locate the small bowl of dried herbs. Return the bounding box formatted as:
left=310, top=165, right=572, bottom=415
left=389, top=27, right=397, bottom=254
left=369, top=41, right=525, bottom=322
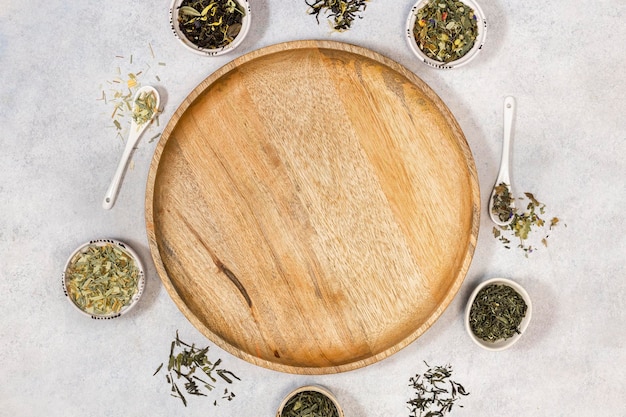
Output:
left=62, top=239, right=145, bottom=320
left=465, top=278, right=532, bottom=351
left=169, top=0, right=251, bottom=56
left=406, top=0, right=487, bottom=69
left=277, top=385, right=344, bottom=417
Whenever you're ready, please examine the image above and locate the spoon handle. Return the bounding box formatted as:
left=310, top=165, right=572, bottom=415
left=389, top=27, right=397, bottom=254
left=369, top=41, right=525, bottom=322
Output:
left=497, top=96, right=515, bottom=183
left=102, top=133, right=139, bottom=210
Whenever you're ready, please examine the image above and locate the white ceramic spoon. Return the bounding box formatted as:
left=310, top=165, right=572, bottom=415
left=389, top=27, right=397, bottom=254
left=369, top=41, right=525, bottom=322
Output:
left=102, top=86, right=160, bottom=210
left=489, top=96, right=516, bottom=227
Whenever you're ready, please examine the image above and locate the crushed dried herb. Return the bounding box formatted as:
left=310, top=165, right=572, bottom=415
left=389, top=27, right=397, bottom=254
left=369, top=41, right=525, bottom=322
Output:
left=65, top=243, right=139, bottom=315
left=97, top=43, right=164, bottom=141
left=413, top=0, right=478, bottom=63
left=408, top=362, right=469, bottom=417
left=491, top=182, right=514, bottom=223
left=306, top=0, right=368, bottom=32
left=468, top=284, right=527, bottom=342
left=493, top=190, right=562, bottom=255
left=154, top=331, right=240, bottom=407
left=281, top=390, right=340, bottom=417
left=132, top=90, right=158, bottom=126
left=177, top=0, right=245, bottom=49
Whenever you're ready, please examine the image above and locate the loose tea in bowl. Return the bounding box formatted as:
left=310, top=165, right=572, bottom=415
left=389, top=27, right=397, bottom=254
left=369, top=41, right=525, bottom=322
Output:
left=465, top=278, right=532, bottom=351
left=277, top=385, right=343, bottom=417
left=62, top=239, right=145, bottom=319
left=406, top=0, right=487, bottom=69
left=169, top=0, right=251, bottom=56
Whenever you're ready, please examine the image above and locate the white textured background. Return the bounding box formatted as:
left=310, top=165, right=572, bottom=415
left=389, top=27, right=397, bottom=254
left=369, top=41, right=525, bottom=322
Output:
left=0, top=0, right=624, bottom=416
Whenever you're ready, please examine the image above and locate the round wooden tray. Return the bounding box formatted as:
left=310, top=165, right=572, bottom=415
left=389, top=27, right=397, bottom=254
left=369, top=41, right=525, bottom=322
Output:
left=146, top=41, right=479, bottom=374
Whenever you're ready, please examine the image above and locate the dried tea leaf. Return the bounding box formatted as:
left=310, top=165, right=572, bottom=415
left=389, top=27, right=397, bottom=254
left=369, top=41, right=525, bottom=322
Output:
left=468, top=284, right=527, bottom=341
left=412, top=0, right=479, bottom=63
left=306, top=0, right=369, bottom=32
left=156, top=332, right=240, bottom=407
left=493, top=190, right=561, bottom=255
left=65, top=243, right=139, bottom=315
left=132, top=90, right=158, bottom=126
left=408, top=362, right=469, bottom=417
left=177, top=0, right=245, bottom=49
left=491, top=182, right=514, bottom=223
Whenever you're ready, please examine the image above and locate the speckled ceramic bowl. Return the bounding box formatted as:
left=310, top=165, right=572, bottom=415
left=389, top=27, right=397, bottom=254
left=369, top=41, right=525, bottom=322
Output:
left=62, top=239, right=145, bottom=320
left=465, top=277, right=532, bottom=351
left=169, top=0, right=251, bottom=57
left=406, top=0, right=487, bottom=69
left=276, top=385, right=344, bottom=417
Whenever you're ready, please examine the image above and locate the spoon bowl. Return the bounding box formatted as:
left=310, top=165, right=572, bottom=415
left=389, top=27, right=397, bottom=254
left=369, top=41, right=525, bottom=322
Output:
left=102, top=86, right=160, bottom=210
left=489, top=96, right=515, bottom=227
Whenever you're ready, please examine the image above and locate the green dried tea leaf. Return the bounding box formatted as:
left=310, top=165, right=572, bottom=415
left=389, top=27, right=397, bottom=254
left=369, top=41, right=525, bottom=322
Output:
left=180, top=5, right=202, bottom=16
left=280, top=391, right=339, bottom=417
left=156, top=332, right=240, bottom=407
left=493, top=190, right=561, bottom=255
left=491, top=182, right=514, bottom=223
left=408, top=362, right=469, bottom=417
left=468, top=284, right=527, bottom=342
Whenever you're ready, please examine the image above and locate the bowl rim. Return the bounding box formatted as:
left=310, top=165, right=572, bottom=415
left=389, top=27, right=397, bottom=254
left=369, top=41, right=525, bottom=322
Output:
left=405, top=0, right=488, bottom=69
left=62, top=238, right=145, bottom=320
left=464, top=277, right=533, bottom=351
left=169, top=0, right=251, bottom=57
left=276, top=385, right=344, bottom=417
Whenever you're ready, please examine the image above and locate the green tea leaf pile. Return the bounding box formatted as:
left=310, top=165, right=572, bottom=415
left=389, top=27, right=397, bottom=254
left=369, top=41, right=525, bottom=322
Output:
left=468, top=284, right=528, bottom=342
left=280, top=390, right=340, bottom=417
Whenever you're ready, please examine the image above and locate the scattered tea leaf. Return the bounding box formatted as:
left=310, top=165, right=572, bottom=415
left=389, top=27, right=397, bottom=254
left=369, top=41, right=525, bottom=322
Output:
left=493, top=190, right=562, bottom=255
left=408, top=362, right=469, bottom=417
left=98, top=43, right=165, bottom=145
left=305, top=0, right=369, bottom=31
left=155, top=331, right=240, bottom=407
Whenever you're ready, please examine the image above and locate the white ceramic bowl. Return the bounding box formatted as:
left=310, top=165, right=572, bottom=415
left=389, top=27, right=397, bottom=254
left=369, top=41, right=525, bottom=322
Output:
left=276, top=385, right=344, bottom=417
left=169, top=0, right=251, bottom=57
left=406, top=0, right=487, bottom=69
left=62, top=239, right=145, bottom=320
left=465, top=277, right=532, bottom=351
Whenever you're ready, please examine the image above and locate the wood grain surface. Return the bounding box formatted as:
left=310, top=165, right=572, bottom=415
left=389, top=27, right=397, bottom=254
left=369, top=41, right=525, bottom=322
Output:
left=145, top=41, right=480, bottom=374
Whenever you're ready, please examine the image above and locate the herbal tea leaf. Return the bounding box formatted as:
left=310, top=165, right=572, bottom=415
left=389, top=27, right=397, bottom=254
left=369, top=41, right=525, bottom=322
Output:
left=177, top=0, right=245, bottom=49
left=493, top=189, right=561, bottom=255
left=305, top=0, right=369, bottom=32
left=412, top=0, right=479, bottom=63
left=65, top=243, right=139, bottom=316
